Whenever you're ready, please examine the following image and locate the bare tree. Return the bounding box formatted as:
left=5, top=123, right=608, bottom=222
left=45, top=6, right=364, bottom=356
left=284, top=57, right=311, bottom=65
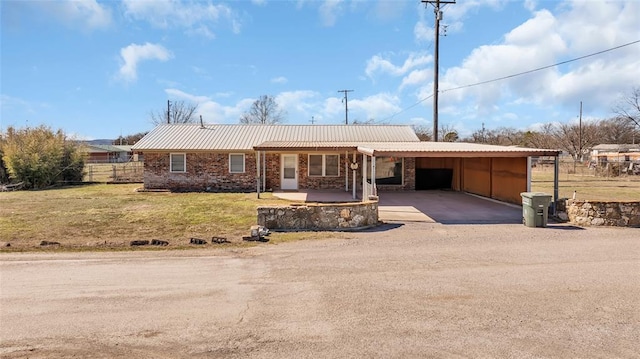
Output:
left=464, top=127, right=526, bottom=146
left=598, top=117, right=638, bottom=144
left=613, top=86, right=640, bottom=128
left=437, top=124, right=458, bottom=142
left=412, top=125, right=432, bottom=141
left=522, top=123, right=557, bottom=149
left=112, top=131, right=148, bottom=145
left=150, top=100, right=198, bottom=125
left=239, top=95, right=285, bottom=124
left=551, top=121, right=601, bottom=161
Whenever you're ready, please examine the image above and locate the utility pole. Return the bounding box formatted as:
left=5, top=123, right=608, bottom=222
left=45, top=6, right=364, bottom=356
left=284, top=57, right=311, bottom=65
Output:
left=310, top=116, right=316, bottom=125
left=338, top=90, right=354, bottom=125
left=422, top=0, right=455, bottom=141
left=167, top=100, right=171, bottom=124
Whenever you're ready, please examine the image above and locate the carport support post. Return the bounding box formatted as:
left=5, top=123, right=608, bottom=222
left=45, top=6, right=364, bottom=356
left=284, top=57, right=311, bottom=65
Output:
left=527, top=157, right=532, bottom=192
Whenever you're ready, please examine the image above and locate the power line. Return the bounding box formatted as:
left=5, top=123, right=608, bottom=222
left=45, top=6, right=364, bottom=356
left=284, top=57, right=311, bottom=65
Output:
left=383, top=39, right=640, bottom=122
left=441, top=40, right=640, bottom=93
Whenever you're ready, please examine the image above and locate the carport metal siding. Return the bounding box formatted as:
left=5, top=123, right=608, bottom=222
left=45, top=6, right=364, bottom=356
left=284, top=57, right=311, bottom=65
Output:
left=417, top=157, right=529, bottom=205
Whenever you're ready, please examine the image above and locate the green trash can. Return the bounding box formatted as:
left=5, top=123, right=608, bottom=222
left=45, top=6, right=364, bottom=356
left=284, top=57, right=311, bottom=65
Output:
left=521, top=192, right=552, bottom=227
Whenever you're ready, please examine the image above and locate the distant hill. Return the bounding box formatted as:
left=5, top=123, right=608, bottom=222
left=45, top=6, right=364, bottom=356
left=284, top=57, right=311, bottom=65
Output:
left=84, top=139, right=114, bottom=145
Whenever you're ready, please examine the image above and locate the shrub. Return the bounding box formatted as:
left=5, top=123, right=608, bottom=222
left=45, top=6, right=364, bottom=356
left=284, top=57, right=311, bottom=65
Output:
left=0, top=126, right=86, bottom=189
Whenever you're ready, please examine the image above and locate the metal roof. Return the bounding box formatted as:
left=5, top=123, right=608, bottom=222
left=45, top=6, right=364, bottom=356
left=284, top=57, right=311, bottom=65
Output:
left=356, top=142, right=561, bottom=158
left=83, top=144, right=132, bottom=153
left=132, top=124, right=420, bottom=151
left=592, top=144, right=640, bottom=152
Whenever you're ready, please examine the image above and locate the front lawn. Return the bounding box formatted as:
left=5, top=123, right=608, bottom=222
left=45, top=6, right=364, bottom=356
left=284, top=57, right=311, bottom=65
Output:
left=0, top=184, right=317, bottom=250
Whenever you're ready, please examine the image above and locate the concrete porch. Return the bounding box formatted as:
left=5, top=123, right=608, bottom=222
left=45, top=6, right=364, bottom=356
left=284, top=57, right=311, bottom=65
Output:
left=272, top=190, right=523, bottom=225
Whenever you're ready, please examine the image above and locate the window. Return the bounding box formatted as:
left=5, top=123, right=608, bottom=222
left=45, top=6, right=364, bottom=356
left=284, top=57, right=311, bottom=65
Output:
left=309, top=155, right=323, bottom=176
left=308, top=154, right=340, bottom=177
left=325, top=154, right=339, bottom=176
left=170, top=153, right=186, bottom=173
left=229, top=153, right=245, bottom=173
left=368, top=157, right=403, bottom=185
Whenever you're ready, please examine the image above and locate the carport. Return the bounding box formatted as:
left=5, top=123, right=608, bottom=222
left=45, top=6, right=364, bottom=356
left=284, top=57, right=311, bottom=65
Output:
left=358, top=142, right=561, bottom=206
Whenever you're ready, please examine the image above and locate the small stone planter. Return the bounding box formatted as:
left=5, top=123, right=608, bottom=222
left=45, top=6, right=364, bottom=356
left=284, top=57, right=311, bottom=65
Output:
left=257, top=200, right=379, bottom=231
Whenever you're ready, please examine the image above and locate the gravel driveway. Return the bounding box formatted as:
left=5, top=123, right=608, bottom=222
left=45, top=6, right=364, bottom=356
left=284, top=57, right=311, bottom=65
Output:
left=1, top=222, right=639, bottom=358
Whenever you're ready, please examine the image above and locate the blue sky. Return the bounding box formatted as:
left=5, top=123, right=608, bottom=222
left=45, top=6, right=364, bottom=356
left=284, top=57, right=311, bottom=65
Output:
left=1, top=0, right=639, bottom=140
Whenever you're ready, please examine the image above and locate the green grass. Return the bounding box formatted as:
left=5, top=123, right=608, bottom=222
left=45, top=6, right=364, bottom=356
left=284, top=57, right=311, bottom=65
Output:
left=531, top=167, right=640, bottom=201
left=3, top=168, right=638, bottom=252
left=0, top=184, right=328, bottom=251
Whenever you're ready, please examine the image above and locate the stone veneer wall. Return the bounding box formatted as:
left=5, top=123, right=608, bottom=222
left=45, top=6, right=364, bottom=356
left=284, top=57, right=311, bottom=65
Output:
left=257, top=201, right=378, bottom=231
left=567, top=200, right=640, bottom=227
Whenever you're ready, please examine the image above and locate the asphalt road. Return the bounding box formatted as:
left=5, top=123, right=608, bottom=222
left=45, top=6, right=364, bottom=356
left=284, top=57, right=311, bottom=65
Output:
left=1, top=222, right=639, bottom=358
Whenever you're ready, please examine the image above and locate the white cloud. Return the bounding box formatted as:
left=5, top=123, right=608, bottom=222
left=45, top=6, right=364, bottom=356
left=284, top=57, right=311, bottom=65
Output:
left=162, top=89, right=256, bottom=123
left=348, top=93, right=402, bottom=123
left=271, top=76, right=288, bottom=84
left=122, top=0, right=241, bottom=36
left=401, top=69, right=431, bottom=89
left=276, top=91, right=320, bottom=119
left=319, top=0, right=344, bottom=27
left=413, top=20, right=431, bottom=43
left=118, top=43, right=172, bottom=83
left=365, top=52, right=432, bottom=79
left=26, top=0, right=112, bottom=30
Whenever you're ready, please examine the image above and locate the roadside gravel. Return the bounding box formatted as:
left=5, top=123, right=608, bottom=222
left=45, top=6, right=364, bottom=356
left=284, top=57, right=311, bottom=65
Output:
left=1, top=222, right=638, bottom=358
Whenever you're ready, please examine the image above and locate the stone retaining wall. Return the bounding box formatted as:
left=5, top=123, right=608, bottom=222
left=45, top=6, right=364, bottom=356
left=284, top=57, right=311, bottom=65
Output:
left=257, top=201, right=378, bottom=231
left=567, top=200, right=640, bottom=227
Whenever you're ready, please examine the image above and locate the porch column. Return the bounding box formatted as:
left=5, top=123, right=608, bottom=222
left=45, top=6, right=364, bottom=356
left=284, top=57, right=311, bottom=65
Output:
left=362, top=154, right=368, bottom=201
left=352, top=152, right=357, bottom=200
left=371, top=155, right=377, bottom=197
left=262, top=151, right=266, bottom=190
left=256, top=150, right=261, bottom=199
left=345, top=150, right=349, bottom=192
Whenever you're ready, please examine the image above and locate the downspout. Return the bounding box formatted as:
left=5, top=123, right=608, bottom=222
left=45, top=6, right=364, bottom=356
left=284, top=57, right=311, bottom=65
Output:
left=262, top=151, right=266, bottom=191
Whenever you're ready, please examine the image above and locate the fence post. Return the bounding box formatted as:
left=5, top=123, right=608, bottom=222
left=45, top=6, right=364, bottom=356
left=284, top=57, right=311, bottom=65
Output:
left=112, top=165, right=116, bottom=181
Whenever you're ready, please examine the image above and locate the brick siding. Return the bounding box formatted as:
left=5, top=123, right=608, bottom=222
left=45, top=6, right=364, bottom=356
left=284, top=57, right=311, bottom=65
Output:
left=143, top=151, right=416, bottom=192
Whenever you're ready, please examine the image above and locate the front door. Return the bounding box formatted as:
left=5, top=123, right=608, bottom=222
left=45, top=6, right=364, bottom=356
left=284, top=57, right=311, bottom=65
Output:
left=281, top=154, right=298, bottom=190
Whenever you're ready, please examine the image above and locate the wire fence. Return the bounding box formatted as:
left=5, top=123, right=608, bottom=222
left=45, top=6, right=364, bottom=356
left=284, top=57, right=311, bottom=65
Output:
left=84, top=161, right=144, bottom=183
left=533, top=156, right=640, bottom=178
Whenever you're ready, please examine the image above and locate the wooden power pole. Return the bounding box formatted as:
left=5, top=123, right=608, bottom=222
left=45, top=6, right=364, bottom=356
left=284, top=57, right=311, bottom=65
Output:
left=338, top=90, right=354, bottom=125
left=422, top=0, right=455, bottom=141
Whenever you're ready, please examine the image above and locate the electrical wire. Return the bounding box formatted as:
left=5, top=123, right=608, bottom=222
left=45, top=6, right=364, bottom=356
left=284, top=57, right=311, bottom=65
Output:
left=383, top=39, right=640, bottom=122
